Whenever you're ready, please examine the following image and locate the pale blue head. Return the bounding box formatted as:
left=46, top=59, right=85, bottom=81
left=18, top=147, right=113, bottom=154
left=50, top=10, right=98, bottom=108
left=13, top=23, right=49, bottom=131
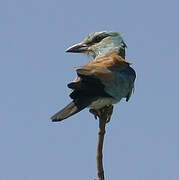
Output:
left=66, top=31, right=127, bottom=59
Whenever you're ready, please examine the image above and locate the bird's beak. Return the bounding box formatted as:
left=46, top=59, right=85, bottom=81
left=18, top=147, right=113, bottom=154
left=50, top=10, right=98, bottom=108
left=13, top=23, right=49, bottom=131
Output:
left=66, top=43, right=88, bottom=53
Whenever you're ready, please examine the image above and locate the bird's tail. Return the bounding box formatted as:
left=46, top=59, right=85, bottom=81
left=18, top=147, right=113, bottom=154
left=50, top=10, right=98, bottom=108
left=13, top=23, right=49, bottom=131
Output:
left=51, top=97, right=96, bottom=122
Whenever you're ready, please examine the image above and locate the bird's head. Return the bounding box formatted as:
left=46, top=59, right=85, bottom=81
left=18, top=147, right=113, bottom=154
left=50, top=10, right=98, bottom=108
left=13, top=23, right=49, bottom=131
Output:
left=66, top=31, right=127, bottom=59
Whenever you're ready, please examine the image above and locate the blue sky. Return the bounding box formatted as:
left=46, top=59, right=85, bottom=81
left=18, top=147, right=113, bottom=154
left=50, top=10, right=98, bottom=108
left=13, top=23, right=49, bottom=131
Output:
left=0, top=0, right=179, bottom=179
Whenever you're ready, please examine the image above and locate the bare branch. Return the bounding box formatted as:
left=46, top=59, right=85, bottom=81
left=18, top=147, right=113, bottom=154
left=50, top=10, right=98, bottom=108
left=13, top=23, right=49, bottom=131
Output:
left=90, top=105, right=113, bottom=180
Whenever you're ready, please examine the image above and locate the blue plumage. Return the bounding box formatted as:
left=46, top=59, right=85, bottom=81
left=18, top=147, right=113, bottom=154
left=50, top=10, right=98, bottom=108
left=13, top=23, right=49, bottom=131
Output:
left=104, top=66, right=136, bottom=102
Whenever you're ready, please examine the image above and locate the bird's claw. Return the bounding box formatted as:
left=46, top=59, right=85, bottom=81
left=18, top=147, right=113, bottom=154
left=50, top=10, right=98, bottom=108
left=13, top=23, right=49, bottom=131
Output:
left=89, top=105, right=113, bottom=123
left=89, top=109, right=99, bottom=120
left=106, top=105, right=113, bottom=123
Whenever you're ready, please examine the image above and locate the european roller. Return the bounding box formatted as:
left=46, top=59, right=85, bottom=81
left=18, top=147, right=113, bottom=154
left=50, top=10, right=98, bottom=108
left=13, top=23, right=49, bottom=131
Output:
left=51, top=31, right=136, bottom=122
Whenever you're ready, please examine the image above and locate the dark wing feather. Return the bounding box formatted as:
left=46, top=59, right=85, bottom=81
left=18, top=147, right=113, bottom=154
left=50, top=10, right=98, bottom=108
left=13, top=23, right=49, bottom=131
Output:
left=68, top=73, right=112, bottom=100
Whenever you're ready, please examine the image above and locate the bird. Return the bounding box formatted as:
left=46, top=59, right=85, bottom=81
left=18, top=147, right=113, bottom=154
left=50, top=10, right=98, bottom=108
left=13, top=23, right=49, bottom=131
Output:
left=51, top=31, right=136, bottom=122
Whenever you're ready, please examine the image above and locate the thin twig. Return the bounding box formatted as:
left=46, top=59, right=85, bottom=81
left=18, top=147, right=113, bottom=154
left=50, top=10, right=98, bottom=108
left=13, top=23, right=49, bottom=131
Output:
left=96, top=111, right=106, bottom=180
left=90, top=105, right=113, bottom=180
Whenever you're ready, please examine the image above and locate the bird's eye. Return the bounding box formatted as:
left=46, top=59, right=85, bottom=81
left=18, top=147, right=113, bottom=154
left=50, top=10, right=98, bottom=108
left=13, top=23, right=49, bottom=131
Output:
left=93, top=34, right=108, bottom=43
left=94, top=36, right=103, bottom=43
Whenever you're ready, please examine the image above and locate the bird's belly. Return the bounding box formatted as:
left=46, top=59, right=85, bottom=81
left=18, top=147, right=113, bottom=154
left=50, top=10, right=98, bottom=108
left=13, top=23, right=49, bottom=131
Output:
left=89, top=97, right=119, bottom=109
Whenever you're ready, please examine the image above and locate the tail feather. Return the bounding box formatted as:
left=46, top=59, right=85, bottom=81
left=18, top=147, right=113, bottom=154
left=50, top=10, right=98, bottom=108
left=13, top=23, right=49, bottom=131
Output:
left=51, top=97, right=96, bottom=122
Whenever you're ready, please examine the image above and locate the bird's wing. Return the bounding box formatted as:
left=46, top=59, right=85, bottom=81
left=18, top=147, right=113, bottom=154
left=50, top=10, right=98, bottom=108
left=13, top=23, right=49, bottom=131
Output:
left=76, top=53, right=130, bottom=82
left=68, top=53, right=135, bottom=103
left=68, top=70, right=112, bottom=100
left=76, top=65, right=114, bottom=81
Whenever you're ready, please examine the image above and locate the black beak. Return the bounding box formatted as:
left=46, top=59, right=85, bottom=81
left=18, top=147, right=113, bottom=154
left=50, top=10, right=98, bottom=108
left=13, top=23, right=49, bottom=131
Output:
left=66, top=43, right=88, bottom=53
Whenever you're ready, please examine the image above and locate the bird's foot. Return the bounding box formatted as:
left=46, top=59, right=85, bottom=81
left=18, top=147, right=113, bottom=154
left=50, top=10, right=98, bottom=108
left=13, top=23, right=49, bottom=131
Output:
left=89, top=105, right=113, bottom=123
left=105, top=105, right=113, bottom=123
left=89, top=109, right=100, bottom=120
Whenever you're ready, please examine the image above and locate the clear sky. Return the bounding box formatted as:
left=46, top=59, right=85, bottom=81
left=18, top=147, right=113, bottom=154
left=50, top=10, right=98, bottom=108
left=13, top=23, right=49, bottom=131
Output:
left=0, top=0, right=179, bottom=180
